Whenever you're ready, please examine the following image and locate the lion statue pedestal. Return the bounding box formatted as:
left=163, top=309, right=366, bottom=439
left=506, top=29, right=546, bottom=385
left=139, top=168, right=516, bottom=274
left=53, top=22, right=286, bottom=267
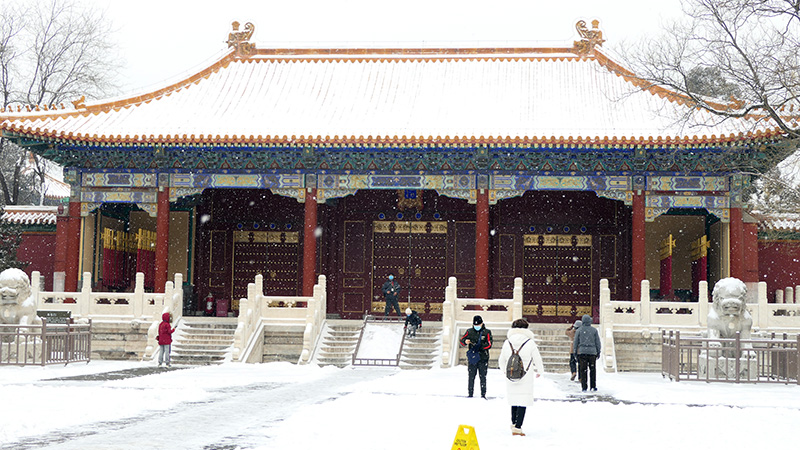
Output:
left=698, top=277, right=757, bottom=380
left=0, top=268, right=43, bottom=361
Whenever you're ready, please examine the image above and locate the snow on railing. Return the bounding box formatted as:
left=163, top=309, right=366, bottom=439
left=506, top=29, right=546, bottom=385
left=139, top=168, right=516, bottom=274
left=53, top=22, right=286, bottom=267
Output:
left=440, top=276, right=522, bottom=368
left=599, top=278, right=800, bottom=370
left=32, top=271, right=182, bottom=323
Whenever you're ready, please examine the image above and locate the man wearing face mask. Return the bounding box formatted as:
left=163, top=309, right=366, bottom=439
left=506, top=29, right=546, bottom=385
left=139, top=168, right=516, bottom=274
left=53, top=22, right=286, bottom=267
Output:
left=382, top=273, right=403, bottom=317
left=459, top=315, right=493, bottom=398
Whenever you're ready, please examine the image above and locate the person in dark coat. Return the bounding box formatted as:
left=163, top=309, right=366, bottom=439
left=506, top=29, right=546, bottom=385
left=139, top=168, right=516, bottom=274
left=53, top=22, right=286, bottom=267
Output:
left=381, top=274, right=402, bottom=317
left=565, top=319, right=581, bottom=381
left=459, top=315, right=493, bottom=398
left=404, top=308, right=422, bottom=337
left=572, top=314, right=601, bottom=391
left=157, top=312, right=176, bottom=368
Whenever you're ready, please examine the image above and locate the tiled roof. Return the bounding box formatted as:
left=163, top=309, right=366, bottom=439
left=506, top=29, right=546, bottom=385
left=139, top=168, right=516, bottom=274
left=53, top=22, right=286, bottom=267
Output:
left=1, top=206, right=57, bottom=225
left=0, top=45, right=789, bottom=147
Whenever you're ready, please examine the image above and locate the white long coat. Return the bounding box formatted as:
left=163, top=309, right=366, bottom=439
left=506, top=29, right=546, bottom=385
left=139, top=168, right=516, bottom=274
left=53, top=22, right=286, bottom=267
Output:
left=498, top=327, right=544, bottom=407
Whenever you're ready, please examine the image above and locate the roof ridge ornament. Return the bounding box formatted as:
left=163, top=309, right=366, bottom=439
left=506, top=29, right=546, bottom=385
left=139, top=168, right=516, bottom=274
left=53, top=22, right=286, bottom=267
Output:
left=226, top=21, right=256, bottom=58
left=573, top=19, right=605, bottom=55
left=71, top=95, right=86, bottom=110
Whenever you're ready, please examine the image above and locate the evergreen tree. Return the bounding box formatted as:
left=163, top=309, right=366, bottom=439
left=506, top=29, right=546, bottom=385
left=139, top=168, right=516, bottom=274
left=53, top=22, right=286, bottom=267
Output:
left=0, top=207, right=28, bottom=271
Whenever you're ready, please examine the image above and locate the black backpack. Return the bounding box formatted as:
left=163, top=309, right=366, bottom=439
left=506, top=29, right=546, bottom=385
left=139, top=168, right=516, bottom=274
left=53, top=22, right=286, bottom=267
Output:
left=506, top=339, right=533, bottom=381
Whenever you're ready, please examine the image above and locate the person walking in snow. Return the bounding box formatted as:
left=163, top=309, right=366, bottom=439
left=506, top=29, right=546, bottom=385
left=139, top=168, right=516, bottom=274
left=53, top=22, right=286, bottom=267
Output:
left=565, top=319, right=581, bottom=381
left=381, top=273, right=402, bottom=317
left=573, top=314, right=601, bottom=392
left=459, top=315, right=493, bottom=398
left=157, top=312, right=176, bottom=368
left=404, top=308, right=422, bottom=337
left=498, top=318, right=544, bottom=436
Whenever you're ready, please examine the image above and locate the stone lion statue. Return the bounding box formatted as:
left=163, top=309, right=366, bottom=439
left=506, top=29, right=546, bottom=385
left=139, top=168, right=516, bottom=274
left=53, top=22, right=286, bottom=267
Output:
left=707, top=277, right=752, bottom=357
left=0, top=268, right=41, bottom=328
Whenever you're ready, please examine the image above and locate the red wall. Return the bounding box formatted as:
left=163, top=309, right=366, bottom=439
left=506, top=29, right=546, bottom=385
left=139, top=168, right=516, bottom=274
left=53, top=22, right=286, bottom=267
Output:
left=759, top=240, right=800, bottom=302
left=18, top=231, right=56, bottom=291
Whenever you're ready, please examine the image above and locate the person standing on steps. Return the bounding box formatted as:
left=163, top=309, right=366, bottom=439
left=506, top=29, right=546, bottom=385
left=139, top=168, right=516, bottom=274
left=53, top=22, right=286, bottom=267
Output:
left=459, top=315, right=493, bottom=398
left=499, top=318, right=544, bottom=436
left=565, top=319, right=581, bottom=381
left=404, top=308, right=422, bottom=337
left=573, top=314, right=601, bottom=392
left=382, top=273, right=402, bottom=317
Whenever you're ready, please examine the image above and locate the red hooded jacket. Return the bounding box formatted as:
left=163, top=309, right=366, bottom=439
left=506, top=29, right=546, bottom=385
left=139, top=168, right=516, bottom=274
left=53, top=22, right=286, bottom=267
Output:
left=157, top=313, right=175, bottom=345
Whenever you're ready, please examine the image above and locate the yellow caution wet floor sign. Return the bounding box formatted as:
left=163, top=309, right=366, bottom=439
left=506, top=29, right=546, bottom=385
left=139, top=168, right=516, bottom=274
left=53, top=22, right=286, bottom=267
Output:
left=451, top=424, right=480, bottom=450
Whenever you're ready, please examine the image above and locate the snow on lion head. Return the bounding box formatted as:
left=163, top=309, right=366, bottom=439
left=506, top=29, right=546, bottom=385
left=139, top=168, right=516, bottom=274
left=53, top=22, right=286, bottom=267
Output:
left=0, top=268, right=38, bottom=326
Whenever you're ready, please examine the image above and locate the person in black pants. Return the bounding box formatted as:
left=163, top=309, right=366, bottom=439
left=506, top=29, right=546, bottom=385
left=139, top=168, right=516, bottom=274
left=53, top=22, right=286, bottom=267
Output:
left=459, top=315, right=493, bottom=398
left=381, top=274, right=402, bottom=317
left=573, top=314, right=601, bottom=392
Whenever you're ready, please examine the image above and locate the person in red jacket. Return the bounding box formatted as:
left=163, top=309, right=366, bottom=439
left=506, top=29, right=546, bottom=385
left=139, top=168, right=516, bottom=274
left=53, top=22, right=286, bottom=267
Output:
left=157, top=312, right=176, bottom=368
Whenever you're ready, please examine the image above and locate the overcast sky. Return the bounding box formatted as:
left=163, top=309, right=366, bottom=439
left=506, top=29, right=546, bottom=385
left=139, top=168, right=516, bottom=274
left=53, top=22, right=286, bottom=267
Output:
left=89, top=0, right=686, bottom=94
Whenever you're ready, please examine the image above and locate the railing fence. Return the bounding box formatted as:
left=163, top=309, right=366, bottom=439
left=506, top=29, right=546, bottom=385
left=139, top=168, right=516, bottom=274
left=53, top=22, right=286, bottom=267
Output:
left=0, top=318, right=92, bottom=366
left=662, top=330, right=799, bottom=384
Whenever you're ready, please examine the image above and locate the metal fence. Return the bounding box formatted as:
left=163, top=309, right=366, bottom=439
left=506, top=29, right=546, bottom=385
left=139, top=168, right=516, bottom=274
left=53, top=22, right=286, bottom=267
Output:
left=352, top=315, right=405, bottom=367
left=0, top=319, right=92, bottom=366
left=662, top=330, right=799, bottom=384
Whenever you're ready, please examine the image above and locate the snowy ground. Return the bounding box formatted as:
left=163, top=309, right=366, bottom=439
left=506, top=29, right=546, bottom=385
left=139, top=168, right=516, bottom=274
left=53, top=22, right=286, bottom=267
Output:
left=1, top=360, right=798, bottom=449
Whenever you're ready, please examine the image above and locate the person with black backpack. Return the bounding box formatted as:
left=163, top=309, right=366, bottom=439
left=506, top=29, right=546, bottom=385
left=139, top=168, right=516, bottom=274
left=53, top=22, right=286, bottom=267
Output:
left=498, top=318, right=544, bottom=436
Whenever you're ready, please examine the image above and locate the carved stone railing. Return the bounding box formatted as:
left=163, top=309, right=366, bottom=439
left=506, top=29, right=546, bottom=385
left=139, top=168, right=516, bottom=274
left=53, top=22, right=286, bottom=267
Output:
left=32, top=271, right=182, bottom=323
left=599, top=278, right=800, bottom=371
left=231, top=274, right=327, bottom=363
left=440, top=276, right=522, bottom=368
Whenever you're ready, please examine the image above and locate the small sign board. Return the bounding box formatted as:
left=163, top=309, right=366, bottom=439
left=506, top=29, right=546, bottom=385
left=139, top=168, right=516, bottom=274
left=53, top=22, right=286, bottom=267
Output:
left=451, top=424, right=480, bottom=450
left=37, top=310, right=72, bottom=324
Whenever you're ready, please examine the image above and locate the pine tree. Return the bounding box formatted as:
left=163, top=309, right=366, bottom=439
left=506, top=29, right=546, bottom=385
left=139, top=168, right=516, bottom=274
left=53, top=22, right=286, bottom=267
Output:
left=0, top=207, right=28, bottom=272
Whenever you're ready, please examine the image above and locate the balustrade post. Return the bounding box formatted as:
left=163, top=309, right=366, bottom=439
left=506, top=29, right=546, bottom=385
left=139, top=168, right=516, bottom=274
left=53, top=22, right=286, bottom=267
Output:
left=31, top=270, right=41, bottom=309
left=80, top=272, right=92, bottom=318
left=163, top=281, right=174, bottom=318
left=786, top=287, right=794, bottom=305
left=255, top=274, right=264, bottom=317
left=698, top=280, right=708, bottom=327
left=757, top=281, right=769, bottom=329
left=776, top=289, right=784, bottom=304
left=133, top=272, right=145, bottom=318
left=172, top=273, right=183, bottom=323
left=674, top=330, right=680, bottom=382
left=512, top=277, right=523, bottom=321
left=734, top=332, right=741, bottom=383
left=795, top=286, right=800, bottom=303
left=640, top=279, right=651, bottom=326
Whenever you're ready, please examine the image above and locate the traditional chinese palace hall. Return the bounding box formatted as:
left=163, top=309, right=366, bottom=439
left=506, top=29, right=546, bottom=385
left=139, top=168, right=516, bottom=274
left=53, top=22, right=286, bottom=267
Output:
left=0, top=22, right=791, bottom=321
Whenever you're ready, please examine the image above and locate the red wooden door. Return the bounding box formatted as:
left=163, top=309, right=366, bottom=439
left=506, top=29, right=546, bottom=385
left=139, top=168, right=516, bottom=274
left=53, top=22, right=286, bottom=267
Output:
left=523, top=234, right=592, bottom=322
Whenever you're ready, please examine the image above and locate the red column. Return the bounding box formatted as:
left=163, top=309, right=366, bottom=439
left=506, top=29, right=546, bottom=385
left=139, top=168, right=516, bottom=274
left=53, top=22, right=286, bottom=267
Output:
left=54, top=207, right=68, bottom=276
left=154, top=188, right=170, bottom=293
left=632, top=191, right=646, bottom=301
left=743, top=222, right=759, bottom=283
left=475, top=189, right=489, bottom=299
left=729, top=207, right=743, bottom=280
left=302, top=188, right=318, bottom=296
left=64, top=201, right=81, bottom=292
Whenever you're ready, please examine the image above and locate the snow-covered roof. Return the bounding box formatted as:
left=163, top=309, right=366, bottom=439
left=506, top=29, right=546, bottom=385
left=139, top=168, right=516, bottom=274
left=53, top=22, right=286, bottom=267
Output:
left=0, top=40, right=787, bottom=147
left=1, top=205, right=57, bottom=225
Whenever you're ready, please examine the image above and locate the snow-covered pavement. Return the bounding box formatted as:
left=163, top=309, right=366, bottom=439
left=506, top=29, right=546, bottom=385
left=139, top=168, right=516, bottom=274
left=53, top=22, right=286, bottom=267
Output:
left=1, top=360, right=798, bottom=449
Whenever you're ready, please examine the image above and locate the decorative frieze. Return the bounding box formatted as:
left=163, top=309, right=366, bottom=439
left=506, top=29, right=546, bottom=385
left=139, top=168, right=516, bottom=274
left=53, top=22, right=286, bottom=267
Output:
left=170, top=173, right=303, bottom=189
left=317, top=174, right=476, bottom=190
left=82, top=173, right=157, bottom=188
left=646, top=192, right=729, bottom=209
left=492, top=175, right=631, bottom=191
left=647, top=176, right=728, bottom=192
left=80, top=189, right=157, bottom=204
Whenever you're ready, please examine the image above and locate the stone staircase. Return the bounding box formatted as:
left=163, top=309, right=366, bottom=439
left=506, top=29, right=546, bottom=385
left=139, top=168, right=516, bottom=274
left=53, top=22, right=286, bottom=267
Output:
left=170, top=318, right=237, bottom=365
left=530, top=324, right=573, bottom=374
left=261, top=327, right=305, bottom=363
left=315, top=321, right=361, bottom=367
left=399, top=324, right=441, bottom=370
left=455, top=323, right=572, bottom=373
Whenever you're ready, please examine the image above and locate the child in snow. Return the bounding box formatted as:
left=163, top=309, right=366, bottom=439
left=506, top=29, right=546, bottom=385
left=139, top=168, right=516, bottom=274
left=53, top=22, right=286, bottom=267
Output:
left=404, top=308, right=422, bottom=337
left=157, top=312, right=176, bottom=368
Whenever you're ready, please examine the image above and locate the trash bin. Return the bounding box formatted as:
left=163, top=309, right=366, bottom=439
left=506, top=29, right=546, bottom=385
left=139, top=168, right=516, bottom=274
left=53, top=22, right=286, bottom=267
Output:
left=216, top=298, right=230, bottom=317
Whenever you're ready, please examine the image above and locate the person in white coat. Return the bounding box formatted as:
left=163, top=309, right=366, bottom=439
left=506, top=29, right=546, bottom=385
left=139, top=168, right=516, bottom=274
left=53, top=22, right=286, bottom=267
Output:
left=498, top=318, right=544, bottom=436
